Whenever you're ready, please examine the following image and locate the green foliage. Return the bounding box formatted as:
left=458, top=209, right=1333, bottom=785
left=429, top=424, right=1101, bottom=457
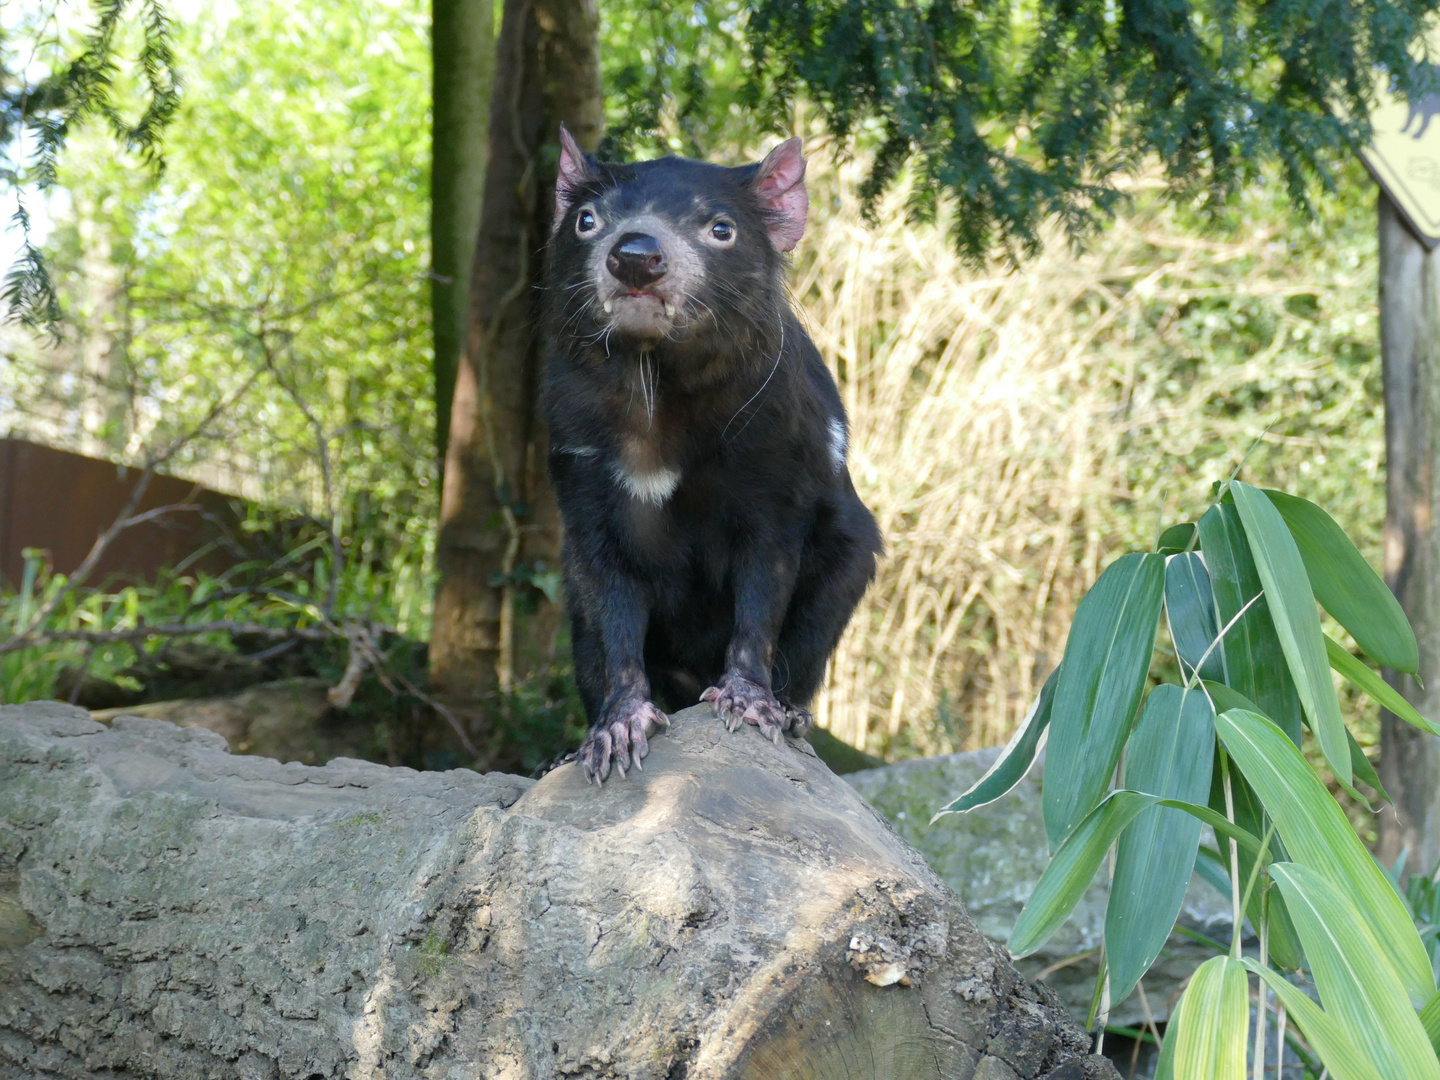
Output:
left=745, top=0, right=1440, bottom=260
left=4, top=0, right=437, bottom=627
left=0, top=503, right=431, bottom=707
left=1167, top=955, right=1249, bottom=1079
left=1106, top=684, right=1214, bottom=1004
left=0, top=0, right=180, bottom=327
left=601, top=0, right=767, bottom=161
left=940, top=478, right=1440, bottom=1078
left=1041, top=552, right=1165, bottom=846
left=415, top=930, right=452, bottom=978
left=600, top=0, right=1440, bottom=260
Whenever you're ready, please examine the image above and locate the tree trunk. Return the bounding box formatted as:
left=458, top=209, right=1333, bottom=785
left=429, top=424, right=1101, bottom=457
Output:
left=75, top=189, right=130, bottom=457
left=430, top=0, right=602, bottom=759
left=1378, top=190, right=1440, bottom=874
left=431, top=0, right=495, bottom=465
left=0, top=701, right=1116, bottom=1080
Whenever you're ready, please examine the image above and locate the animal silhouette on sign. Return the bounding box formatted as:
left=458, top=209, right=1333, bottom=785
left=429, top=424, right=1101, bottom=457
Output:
left=1403, top=63, right=1440, bottom=139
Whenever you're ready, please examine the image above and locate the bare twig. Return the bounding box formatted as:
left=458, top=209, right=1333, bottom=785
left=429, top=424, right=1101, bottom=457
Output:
left=118, top=500, right=206, bottom=530
left=384, top=662, right=480, bottom=758
left=1033, top=948, right=1101, bottom=982
left=256, top=332, right=343, bottom=615
left=325, top=620, right=479, bottom=757
left=328, top=622, right=373, bottom=709
left=12, top=369, right=261, bottom=641
left=0, top=620, right=329, bottom=655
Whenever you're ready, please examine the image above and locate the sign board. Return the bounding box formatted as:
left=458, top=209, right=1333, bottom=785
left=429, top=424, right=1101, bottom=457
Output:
left=1363, top=64, right=1440, bottom=249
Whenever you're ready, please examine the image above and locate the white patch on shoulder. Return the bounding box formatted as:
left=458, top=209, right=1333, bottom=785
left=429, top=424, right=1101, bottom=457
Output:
left=558, top=445, right=599, bottom=458
left=827, top=417, right=848, bottom=474
left=613, top=464, right=681, bottom=504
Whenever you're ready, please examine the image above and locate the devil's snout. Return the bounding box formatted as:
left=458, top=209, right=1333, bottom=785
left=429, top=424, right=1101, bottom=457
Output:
left=607, top=233, right=667, bottom=289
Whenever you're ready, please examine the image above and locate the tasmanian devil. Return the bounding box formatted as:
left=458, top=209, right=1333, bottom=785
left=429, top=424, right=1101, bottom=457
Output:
left=540, top=126, right=882, bottom=784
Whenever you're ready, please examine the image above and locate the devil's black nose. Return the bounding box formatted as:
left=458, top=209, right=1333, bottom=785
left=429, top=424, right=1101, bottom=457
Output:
left=607, top=232, right=667, bottom=289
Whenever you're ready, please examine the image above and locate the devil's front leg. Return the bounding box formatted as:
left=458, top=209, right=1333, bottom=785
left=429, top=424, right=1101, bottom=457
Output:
left=570, top=566, right=669, bottom=784
left=702, top=536, right=806, bottom=744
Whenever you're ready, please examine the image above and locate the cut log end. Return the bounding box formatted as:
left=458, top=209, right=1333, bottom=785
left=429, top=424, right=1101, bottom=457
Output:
left=0, top=701, right=1115, bottom=1080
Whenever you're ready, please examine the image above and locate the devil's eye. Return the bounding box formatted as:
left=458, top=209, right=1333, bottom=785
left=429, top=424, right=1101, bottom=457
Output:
left=709, top=220, right=735, bottom=243
left=575, top=207, right=600, bottom=237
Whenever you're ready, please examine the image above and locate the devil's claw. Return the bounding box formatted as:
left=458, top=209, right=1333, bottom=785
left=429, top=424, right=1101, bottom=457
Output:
left=783, top=703, right=814, bottom=738
left=701, top=672, right=790, bottom=742
left=578, top=698, right=669, bottom=784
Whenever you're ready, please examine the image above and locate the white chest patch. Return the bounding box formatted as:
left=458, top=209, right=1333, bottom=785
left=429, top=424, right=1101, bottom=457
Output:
left=614, top=463, right=681, bottom=505
left=827, top=417, right=848, bottom=474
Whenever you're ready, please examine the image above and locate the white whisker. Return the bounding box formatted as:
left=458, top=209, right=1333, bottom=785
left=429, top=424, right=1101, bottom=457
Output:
left=722, top=317, right=785, bottom=443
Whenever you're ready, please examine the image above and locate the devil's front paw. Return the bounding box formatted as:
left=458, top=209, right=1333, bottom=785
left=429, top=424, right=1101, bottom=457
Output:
left=578, top=697, right=669, bottom=784
left=701, top=673, right=788, bottom=743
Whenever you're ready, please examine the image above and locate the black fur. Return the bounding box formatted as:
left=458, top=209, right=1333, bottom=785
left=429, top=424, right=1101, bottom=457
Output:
left=540, top=140, right=882, bottom=783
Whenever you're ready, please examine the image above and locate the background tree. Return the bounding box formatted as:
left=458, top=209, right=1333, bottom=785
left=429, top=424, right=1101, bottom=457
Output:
left=431, top=0, right=494, bottom=464
left=429, top=0, right=600, bottom=756
left=1378, top=194, right=1440, bottom=873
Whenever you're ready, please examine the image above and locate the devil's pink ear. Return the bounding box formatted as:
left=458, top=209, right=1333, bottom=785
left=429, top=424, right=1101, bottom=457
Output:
left=555, top=124, right=592, bottom=224
left=753, top=137, right=808, bottom=252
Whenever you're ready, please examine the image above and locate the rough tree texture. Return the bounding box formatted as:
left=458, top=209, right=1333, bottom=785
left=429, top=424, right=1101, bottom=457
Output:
left=431, top=0, right=495, bottom=461
left=0, top=701, right=1116, bottom=1080
left=430, top=0, right=603, bottom=736
left=1379, top=191, right=1440, bottom=875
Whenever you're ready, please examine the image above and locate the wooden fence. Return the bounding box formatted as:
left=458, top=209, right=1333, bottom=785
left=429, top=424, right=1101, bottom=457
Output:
left=0, top=438, right=243, bottom=589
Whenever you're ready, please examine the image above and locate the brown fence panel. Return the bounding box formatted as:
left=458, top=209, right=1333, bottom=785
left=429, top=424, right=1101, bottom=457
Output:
left=0, top=439, right=244, bottom=590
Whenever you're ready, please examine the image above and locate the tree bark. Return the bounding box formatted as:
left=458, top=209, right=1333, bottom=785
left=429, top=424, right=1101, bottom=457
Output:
left=430, top=0, right=602, bottom=758
left=1378, top=191, right=1440, bottom=874
left=431, top=0, right=495, bottom=464
left=0, top=701, right=1115, bottom=1080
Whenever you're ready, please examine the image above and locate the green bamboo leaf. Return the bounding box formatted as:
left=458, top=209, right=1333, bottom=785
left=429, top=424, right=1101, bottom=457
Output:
left=1347, top=727, right=1389, bottom=804
left=1216, top=709, right=1435, bottom=1003
left=1157, top=522, right=1198, bottom=555
left=1198, top=502, right=1304, bottom=745
left=1229, top=480, right=1350, bottom=786
left=1170, top=955, right=1249, bottom=1080
left=1241, top=959, right=1385, bottom=1080
left=1270, top=863, right=1440, bottom=1080
left=1326, top=633, right=1440, bottom=737
left=1204, top=749, right=1305, bottom=970
left=933, top=667, right=1059, bottom=819
left=1265, top=489, right=1418, bottom=674
left=1165, top=552, right=1225, bottom=682
left=1201, top=679, right=1260, bottom=716
left=1010, top=789, right=1263, bottom=958
left=1043, top=552, right=1166, bottom=847
left=1107, top=685, right=1215, bottom=1006
left=1154, top=1022, right=1176, bottom=1080
left=1422, top=989, right=1440, bottom=1057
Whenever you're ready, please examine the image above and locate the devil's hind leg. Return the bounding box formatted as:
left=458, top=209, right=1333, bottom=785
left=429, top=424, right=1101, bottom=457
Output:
left=771, top=497, right=880, bottom=733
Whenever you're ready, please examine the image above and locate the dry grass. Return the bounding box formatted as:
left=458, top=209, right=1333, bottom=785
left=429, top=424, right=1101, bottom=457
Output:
left=794, top=160, right=1383, bottom=757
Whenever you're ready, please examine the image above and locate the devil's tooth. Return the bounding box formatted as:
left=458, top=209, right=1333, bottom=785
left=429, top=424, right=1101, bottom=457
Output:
left=603, top=300, right=614, bottom=314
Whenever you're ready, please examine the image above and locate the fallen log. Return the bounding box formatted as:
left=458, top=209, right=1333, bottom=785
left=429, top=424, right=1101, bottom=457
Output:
left=0, top=701, right=1117, bottom=1080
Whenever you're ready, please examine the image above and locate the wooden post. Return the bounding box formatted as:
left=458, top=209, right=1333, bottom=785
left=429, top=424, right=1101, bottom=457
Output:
left=1378, top=190, right=1440, bottom=872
